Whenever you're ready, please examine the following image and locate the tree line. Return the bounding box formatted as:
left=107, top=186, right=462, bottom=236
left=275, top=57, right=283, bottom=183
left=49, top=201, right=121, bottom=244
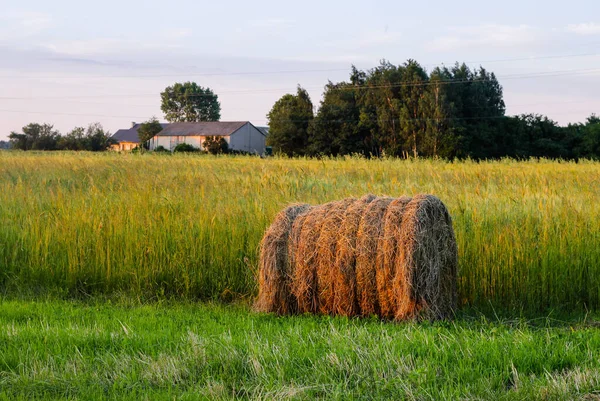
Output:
left=8, top=123, right=115, bottom=151
left=267, top=60, right=600, bottom=159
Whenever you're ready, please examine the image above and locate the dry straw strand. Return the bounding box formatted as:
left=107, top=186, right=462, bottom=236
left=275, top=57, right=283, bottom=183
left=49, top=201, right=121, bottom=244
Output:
left=396, top=195, right=458, bottom=320
left=333, top=194, right=377, bottom=316
left=291, top=203, right=337, bottom=314
left=257, top=194, right=458, bottom=321
left=376, top=196, right=412, bottom=319
left=254, top=204, right=312, bottom=314
left=315, top=198, right=357, bottom=314
left=355, top=197, right=394, bottom=316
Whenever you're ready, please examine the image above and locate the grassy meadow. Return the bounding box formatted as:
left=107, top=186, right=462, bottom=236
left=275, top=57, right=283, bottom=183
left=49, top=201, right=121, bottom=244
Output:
left=1, top=152, right=600, bottom=311
left=2, top=152, right=600, bottom=399
left=1, top=299, right=600, bottom=400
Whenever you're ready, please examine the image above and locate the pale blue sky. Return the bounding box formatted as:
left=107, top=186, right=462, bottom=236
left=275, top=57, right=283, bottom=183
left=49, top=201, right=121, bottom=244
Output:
left=1, top=0, right=600, bottom=139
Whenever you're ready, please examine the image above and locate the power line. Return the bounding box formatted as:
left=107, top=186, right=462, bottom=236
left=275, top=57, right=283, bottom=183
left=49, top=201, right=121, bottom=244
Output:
left=1, top=108, right=597, bottom=125
left=1, top=67, right=599, bottom=101
left=1, top=51, right=599, bottom=80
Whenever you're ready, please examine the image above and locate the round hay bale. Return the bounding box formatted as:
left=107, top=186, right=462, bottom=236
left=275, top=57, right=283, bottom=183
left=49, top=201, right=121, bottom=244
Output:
left=291, top=203, right=337, bottom=314
left=254, top=204, right=312, bottom=314
left=355, top=197, right=394, bottom=316
left=256, top=193, right=457, bottom=321
left=395, top=194, right=458, bottom=320
left=333, top=194, right=377, bottom=316
left=315, top=198, right=357, bottom=314
left=376, top=196, right=412, bottom=319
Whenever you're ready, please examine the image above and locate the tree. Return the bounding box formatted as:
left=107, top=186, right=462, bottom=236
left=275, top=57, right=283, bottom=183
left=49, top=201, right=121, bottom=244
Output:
left=578, top=114, right=600, bottom=159
left=420, top=67, right=455, bottom=158
left=138, top=117, right=163, bottom=151
left=203, top=136, right=229, bottom=154
left=359, top=61, right=405, bottom=156
left=83, top=123, right=115, bottom=151
left=399, top=59, right=428, bottom=158
left=266, top=86, right=314, bottom=156
left=9, top=123, right=60, bottom=150
left=58, top=127, right=85, bottom=150
left=308, top=81, right=370, bottom=156
left=160, top=82, right=221, bottom=122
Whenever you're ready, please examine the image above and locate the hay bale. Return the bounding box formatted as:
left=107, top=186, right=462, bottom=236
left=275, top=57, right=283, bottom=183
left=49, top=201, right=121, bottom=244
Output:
left=291, top=203, right=337, bottom=314
left=395, top=195, right=458, bottom=320
left=333, top=195, right=377, bottom=316
left=355, top=197, right=394, bottom=316
left=315, top=198, right=357, bottom=314
left=256, top=194, right=458, bottom=321
left=376, top=196, right=412, bottom=319
left=254, top=204, right=312, bottom=314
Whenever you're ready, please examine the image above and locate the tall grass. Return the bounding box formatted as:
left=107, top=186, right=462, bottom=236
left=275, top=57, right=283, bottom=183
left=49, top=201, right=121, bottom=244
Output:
left=1, top=152, right=599, bottom=311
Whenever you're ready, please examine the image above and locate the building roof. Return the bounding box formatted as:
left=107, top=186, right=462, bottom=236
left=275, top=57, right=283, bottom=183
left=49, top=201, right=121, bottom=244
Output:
left=156, top=121, right=249, bottom=137
left=111, top=123, right=169, bottom=143
left=256, top=126, right=269, bottom=136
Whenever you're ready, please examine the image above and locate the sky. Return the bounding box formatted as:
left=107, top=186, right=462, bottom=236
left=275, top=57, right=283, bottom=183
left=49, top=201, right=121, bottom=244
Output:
left=1, top=0, right=600, bottom=139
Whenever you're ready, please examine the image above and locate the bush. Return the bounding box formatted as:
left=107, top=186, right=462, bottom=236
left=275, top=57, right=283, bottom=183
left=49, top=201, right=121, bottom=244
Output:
left=173, top=143, right=199, bottom=153
left=203, top=136, right=229, bottom=154
left=154, top=145, right=169, bottom=152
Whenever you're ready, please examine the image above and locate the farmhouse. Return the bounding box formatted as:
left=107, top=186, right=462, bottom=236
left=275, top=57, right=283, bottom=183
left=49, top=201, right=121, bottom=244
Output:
left=149, top=121, right=266, bottom=154
left=111, top=122, right=169, bottom=151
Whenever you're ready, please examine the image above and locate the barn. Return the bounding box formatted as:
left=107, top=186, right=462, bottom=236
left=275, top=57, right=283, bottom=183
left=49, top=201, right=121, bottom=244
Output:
left=110, top=122, right=169, bottom=151
left=148, top=121, right=266, bottom=154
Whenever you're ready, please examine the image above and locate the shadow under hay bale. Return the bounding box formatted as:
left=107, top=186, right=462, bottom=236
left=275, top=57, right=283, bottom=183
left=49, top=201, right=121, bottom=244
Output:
left=255, top=194, right=458, bottom=321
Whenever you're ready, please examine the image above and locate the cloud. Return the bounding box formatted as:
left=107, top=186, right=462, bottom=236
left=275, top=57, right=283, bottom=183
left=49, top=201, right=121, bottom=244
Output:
left=427, top=24, right=540, bottom=52
left=566, top=23, right=600, bottom=35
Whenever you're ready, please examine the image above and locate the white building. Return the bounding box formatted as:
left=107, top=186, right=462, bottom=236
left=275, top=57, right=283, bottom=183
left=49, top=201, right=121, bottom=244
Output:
left=149, top=121, right=266, bottom=154
left=111, top=121, right=168, bottom=151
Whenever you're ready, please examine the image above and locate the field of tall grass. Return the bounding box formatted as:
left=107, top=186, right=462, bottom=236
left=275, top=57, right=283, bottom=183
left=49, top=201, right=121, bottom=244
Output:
left=1, top=152, right=599, bottom=312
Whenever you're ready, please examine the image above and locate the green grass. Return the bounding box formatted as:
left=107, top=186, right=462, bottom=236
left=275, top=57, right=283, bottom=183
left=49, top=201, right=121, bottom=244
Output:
left=1, top=298, right=599, bottom=400
left=1, top=152, right=600, bottom=312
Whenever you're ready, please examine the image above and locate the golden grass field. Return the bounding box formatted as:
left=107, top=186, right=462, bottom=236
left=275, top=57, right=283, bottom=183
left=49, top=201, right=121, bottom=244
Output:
left=1, top=152, right=599, bottom=312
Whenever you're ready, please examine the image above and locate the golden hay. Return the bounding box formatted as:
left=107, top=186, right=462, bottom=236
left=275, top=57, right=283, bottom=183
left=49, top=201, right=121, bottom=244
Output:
left=376, top=196, right=412, bottom=319
left=254, top=204, right=312, bottom=314
left=256, top=194, right=458, bottom=321
left=355, top=197, right=394, bottom=316
left=333, top=195, right=377, bottom=316
left=291, top=203, right=337, bottom=314
left=395, top=195, right=458, bottom=320
left=315, top=198, right=357, bottom=314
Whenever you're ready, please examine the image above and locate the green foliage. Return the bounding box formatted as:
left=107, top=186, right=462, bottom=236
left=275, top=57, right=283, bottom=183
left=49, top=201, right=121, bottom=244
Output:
left=172, top=142, right=200, bottom=152
left=8, top=123, right=114, bottom=151
left=153, top=145, right=169, bottom=153
left=266, top=86, right=314, bottom=156
left=9, top=123, right=61, bottom=150
left=160, top=82, right=221, bottom=122
left=579, top=114, right=600, bottom=159
left=1, top=300, right=600, bottom=400
left=58, top=127, right=86, bottom=151
left=137, top=117, right=163, bottom=149
left=308, top=82, right=371, bottom=156
left=83, top=122, right=115, bottom=151
left=1, top=154, right=600, bottom=313
left=268, top=60, right=599, bottom=160
left=203, top=136, right=229, bottom=154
